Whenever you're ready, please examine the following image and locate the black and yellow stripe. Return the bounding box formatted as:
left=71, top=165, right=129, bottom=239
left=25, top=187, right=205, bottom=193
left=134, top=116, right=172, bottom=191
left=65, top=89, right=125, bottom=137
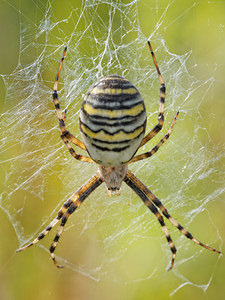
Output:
left=80, top=75, right=147, bottom=166
left=124, top=170, right=176, bottom=270
left=124, top=170, right=220, bottom=270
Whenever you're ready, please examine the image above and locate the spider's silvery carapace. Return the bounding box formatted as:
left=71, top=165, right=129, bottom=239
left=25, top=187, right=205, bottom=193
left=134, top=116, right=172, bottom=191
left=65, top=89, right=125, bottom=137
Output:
left=16, top=41, right=221, bottom=270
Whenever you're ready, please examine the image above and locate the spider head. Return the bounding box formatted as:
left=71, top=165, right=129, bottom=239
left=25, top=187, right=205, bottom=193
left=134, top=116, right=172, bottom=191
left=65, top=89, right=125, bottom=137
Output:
left=99, top=165, right=128, bottom=196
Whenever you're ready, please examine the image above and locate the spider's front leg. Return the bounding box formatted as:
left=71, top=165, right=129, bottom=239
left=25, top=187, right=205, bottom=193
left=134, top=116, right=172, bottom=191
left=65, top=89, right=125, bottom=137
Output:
left=124, top=170, right=221, bottom=270
left=16, top=173, right=103, bottom=268
left=16, top=195, right=78, bottom=253
left=49, top=173, right=103, bottom=268
left=124, top=170, right=176, bottom=270
left=53, top=47, right=94, bottom=163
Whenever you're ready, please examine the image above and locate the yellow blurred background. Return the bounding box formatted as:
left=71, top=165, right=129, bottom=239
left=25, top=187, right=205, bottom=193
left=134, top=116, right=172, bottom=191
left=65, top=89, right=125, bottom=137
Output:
left=0, top=0, right=224, bottom=299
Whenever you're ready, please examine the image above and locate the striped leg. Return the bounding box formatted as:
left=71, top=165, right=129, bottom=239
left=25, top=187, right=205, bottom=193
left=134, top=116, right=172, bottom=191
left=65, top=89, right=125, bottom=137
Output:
left=126, top=170, right=221, bottom=259
left=16, top=197, right=76, bottom=252
left=16, top=218, right=61, bottom=253
left=140, top=41, right=165, bottom=148
left=130, top=110, right=179, bottom=163
left=124, top=170, right=176, bottom=270
left=53, top=47, right=94, bottom=163
left=16, top=173, right=103, bottom=261
left=132, top=174, right=221, bottom=254
left=49, top=173, right=103, bottom=268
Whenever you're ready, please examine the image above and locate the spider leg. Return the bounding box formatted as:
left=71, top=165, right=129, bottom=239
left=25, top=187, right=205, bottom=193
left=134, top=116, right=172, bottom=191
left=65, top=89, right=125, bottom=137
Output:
left=63, top=108, right=67, bottom=122
left=124, top=170, right=177, bottom=270
left=49, top=172, right=103, bottom=268
left=133, top=174, right=221, bottom=254
left=16, top=173, right=103, bottom=264
left=53, top=47, right=94, bottom=163
left=130, top=111, right=179, bottom=163
left=140, top=41, right=166, bottom=148
left=16, top=197, right=77, bottom=253
left=125, top=171, right=221, bottom=269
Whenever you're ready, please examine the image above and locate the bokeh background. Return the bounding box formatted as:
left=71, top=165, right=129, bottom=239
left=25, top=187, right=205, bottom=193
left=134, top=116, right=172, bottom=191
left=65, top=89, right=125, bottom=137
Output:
left=0, top=0, right=225, bottom=299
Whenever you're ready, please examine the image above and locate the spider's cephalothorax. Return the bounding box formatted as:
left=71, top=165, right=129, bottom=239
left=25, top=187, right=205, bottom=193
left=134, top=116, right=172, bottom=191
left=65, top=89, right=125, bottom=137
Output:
left=98, top=165, right=128, bottom=195
left=16, top=42, right=221, bottom=270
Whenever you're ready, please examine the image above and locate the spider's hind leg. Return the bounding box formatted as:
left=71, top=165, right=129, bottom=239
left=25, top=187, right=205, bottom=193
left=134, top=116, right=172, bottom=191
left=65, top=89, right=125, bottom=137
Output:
left=49, top=173, right=103, bottom=268
left=140, top=41, right=166, bottom=148
left=53, top=47, right=94, bottom=161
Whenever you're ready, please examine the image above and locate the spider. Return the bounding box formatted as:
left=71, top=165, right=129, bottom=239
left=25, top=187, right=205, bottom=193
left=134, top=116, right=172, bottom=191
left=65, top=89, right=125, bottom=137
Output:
left=16, top=41, right=221, bottom=270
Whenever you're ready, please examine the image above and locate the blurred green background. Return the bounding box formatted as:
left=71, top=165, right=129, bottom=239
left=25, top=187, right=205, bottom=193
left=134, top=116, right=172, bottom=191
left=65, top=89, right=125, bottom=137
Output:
left=0, top=0, right=225, bottom=300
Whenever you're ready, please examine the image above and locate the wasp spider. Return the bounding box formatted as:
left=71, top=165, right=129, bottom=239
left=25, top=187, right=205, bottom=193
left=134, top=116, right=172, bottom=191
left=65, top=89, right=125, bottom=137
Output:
left=16, top=41, right=221, bottom=270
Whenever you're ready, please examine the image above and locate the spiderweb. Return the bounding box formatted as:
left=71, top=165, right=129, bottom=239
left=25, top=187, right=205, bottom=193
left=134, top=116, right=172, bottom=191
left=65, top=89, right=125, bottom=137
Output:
left=0, top=0, right=224, bottom=295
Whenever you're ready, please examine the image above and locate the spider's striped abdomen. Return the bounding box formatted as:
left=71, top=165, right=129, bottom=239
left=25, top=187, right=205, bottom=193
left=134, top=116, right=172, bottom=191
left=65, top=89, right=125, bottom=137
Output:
left=79, top=75, right=147, bottom=166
